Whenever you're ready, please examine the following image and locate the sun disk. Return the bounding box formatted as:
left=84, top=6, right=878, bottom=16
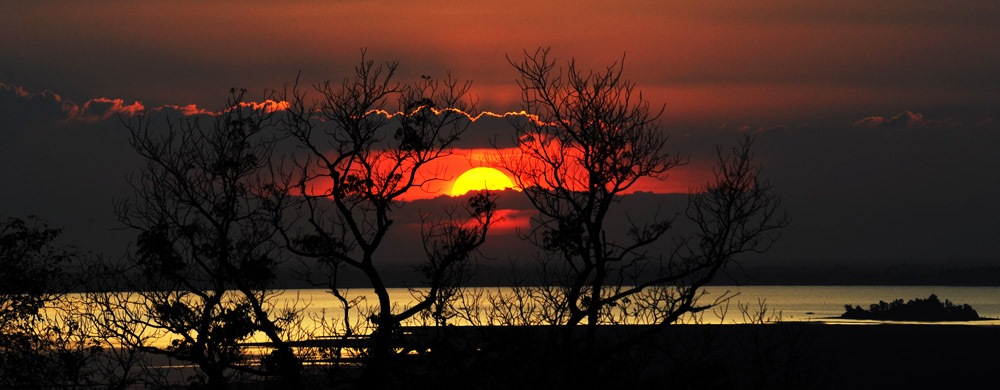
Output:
left=451, top=167, right=516, bottom=196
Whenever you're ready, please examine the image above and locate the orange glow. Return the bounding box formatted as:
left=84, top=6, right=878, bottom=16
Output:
left=161, top=99, right=554, bottom=129
left=488, top=208, right=532, bottom=233
left=158, top=104, right=211, bottom=116
left=237, top=99, right=290, bottom=113
left=450, top=167, right=516, bottom=197
left=297, top=148, right=703, bottom=202
left=445, top=207, right=532, bottom=235
left=15, top=1, right=989, bottom=128
left=8, top=78, right=697, bottom=198
left=362, top=106, right=553, bottom=127
left=69, top=97, right=145, bottom=122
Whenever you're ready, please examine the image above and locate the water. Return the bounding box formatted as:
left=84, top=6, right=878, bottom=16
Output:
left=276, top=285, right=1000, bottom=326
left=47, top=285, right=1000, bottom=349
left=698, top=285, right=1000, bottom=324
left=36, top=286, right=1000, bottom=387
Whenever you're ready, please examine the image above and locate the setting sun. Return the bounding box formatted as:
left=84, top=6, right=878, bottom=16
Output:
left=450, top=167, right=516, bottom=196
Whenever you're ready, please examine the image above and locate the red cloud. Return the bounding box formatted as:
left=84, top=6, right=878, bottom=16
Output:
left=852, top=110, right=965, bottom=130
left=3, top=83, right=296, bottom=124
left=237, top=100, right=290, bottom=113
left=149, top=104, right=212, bottom=116
left=854, top=110, right=925, bottom=129
left=67, top=97, right=145, bottom=122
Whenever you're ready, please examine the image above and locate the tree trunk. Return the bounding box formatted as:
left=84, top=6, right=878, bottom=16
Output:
left=203, top=366, right=229, bottom=390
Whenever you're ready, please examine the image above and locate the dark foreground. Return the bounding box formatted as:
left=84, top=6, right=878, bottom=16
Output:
left=165, top=323, right=1000, bottom=389
left=253, top=323, right=1000, bottom=389
left=652, top=323, right=1000, bottom=389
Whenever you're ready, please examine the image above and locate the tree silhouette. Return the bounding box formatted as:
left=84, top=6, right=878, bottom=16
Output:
left=496, top=48, right=683, bottom=350
left=110, top=89, right=302, bottom=389
left=0, top=215, right=80, bottom=388
left=275, top=52, right=495, bottom=382
left=497, top=48, right=787, bottom=358
left=0, top=218, right=67, bottom=387
left=0, top=216, right=69, bottom=331
left=618, top=135, right=787, bottom=343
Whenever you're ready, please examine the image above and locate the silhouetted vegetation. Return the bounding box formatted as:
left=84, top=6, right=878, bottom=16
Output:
left=2, top=50, right=802, bottom=389
left=492, top=47, right=788, bottom=366
left=273, top=51, right=496, bottom=385
left=106, top=89, right=304, bottom=389
left=841, top=294, right=981, bottom=321
left=0, top=216, right=95, bottom=388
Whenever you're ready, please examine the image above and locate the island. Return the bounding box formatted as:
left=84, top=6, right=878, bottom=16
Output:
left=841, top=294, right=981, bottom=321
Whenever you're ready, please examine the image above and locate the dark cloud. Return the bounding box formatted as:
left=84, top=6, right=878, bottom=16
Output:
left=0, top=83, right=203, bottom=127
left=452, top=115, right=525, bottom=149
left=854, top=110, right=927, bottom=129
left=0, top=122, right=137, bottom=258
left=974, top=118, right=994, bottom=128
left=851, top=110, right=962, bottom=129
left=73, top=98, right=145, bottom=122
left=854, top=111, right=919, bottom=129
left=747, top=119, right=1000, bottom=266
left=360, top=189, right=692, bottom=286
left=3, top=82, right=1000, bottom=287
left=0, top=85, right=248, bottom=258
left=681, top=0, right=1000, bottom=26
left=0, top=83, right=74, bottom=129
left=738, top=124, right=789, bottom=135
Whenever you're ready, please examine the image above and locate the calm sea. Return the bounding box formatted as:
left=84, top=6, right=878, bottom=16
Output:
left=52, top=286, right=1000, bottom=348
left=701, top=285, right=1000, bottom=324
left=280, top=285, right=1000, bottom=326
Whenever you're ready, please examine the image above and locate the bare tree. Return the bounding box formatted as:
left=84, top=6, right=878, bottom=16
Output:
left=496, top=48, right=683, bottom=350
left=411, top=201, right=495, bottom=328
left=275, top=52, right=495, bottom=380
left=497, top=48, right=787, bottom=358
left=110, top=89, right=303, bottom=390
left=609, top=135, right=788, bottom=351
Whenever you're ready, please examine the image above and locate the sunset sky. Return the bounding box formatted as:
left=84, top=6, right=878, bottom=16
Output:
left=3, top=1, right=999, bottom=282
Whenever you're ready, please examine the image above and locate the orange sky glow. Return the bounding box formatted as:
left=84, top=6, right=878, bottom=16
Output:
left=4, top=0, right=999, bottom=267
left=296, top=144, right=705, bottom=202
left=283, top=108, right=708, bottom=201
left=10, top=1, right=995, bottom=125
